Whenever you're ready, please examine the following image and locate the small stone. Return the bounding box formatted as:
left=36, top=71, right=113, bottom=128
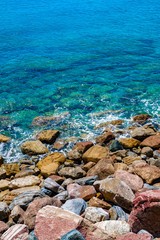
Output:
left=41, top=187, right=53, bottom=196
left=0, top=202, right=10, bottom=220
left=84, top=207, right=109, bottom=223
left=15, top=169, right=35, bottom=178
left=138, top=230, right=154, bottom=240
left=54, top=191, right=68, bottom=203
left=82, top=145, right=109, bottom=163
left=1, top=224, right=29, bottom=240
left=61, top=178, right=73, bottom=189
left=81, top=162, right=96, bottom=172
left=49, top=175, right=65, bottom=184
left=74, top=176, right=98, bottom=186
left=95, top=132, right=115, bottom=145
left=109, top=206, right=128, bottom=221
left=37, top=152, right=65, bottom=168
left=10, top=205, right=25, bottom=224
left=52, top=140, right=67, bottom=150
left=123, top=156, right=141, bottom=165
left=58, top=167, right=86, bottom=179
left=88, top=197, right=111, bottom=209
left=67, top=149, right=82, bottom=161
left=61, top=198, right=87, bottom=215
left=114, top=163, right=128, bottom=171
left=61, top=229, right=85, bottom=240
left=119, top=138, right=140, bottom=149
left=21, top=140, right=49, bottom=155
left=28, top=231, right=38, bottom=240
left=9, top=175, right=41, bottom=189
left=67, top=183, right=96, bottom=201
left=37, top=130, right=60, bottom=144
left=153, top=150, right=160, bottom=159
left=0, top=180, right=10, bottom=191
left=141, top=147, right=153, bottom=157
left=0, top=134, right=11, bottom=142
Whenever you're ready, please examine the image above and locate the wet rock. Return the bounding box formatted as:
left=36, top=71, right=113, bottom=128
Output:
left=0, top=221, right=9, bottom=237
left=21, top=140, right=49, bottom=155
left=9, top=175, right=41, bottom=189
left=0, top=180, right=10, bottom=191
left=131, top=127, right=156, bottom=140
left=95, top=132, right=115, bottom=145
left=34, top=206, right=83, bottom=240
left=109, top=206, right=128, bottom=221
left=105, top=120, right=125, bottom=126
left=115, top=232, right=152, bottom=240
left=0, top=134, right=11, bottom=142
left=88, top=197, right=112, bottom=209
left=141, top=135, right=160, bottom=149
left=31, top=116, right=57, bottom=127
left=9, top=190, right=47, bottom=210
left=58, top=167, right=86, bottom=179
left=61, top=229, right=86, bottom=240
left=95, top=220, right=130, bottom=239
left=0, top=202, right=10, bottom=220
left=52, top=139, right=67, bottom=150
left=87, top=159, right=114, bottom=180
left=74, top=176, right=98, bottom=186
left=67, top=183, right=96, bottom=200
left=37, top=130, right=60, bottom=144
left=129, top=190, right=160, bottom=237
left=100, top=178, right=135, bottom=210
left=84, top=207, right=109, bottom=223
left=10, top=205, right=25, bottom=224
left=67, top=149, right=82, bottom=161
left=119, top=138, right=140, bottom=149
left=1, top=163, right=20, bottom=176
left=1, top=224, right=29, bottom=240
left=61, top=198, right=87, bottom=215
left=133, top=114, right=152, bottom=124
left=133, top=163, right=160, bottom=184
left=141, top=147, right=153, bottom=157
left=109, top=140, right=122, bottom=152
left=24, top=197, right=62, bottom=230
left=114, top=170, right=143, bottom=192
left=82, top=145, right=109, bottom=163
left=73, top=141, right=94, bottom=153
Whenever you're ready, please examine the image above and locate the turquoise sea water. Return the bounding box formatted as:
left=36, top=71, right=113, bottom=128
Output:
left=0, top=0, right=160, bottom=161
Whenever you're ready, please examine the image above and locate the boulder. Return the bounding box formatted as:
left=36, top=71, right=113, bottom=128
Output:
left=100, top=178, right=135, bottom=210
left=131, top=127, right=156, bottom=140
left=95, top=220, right=130, bottom=239
left=21, top=140, right=49, bottom=155
left=1, top=224, right=29, bottom=240
left=95, top=132, right=115, bottom=145
left=133, top=114, right=152, bottom=124
left=140, top=135, right=160, bottom=149
left=73, top=141, right=94, bottom=153
left=24, top=197, right=62, bottom=230
left=37, top=130, right=60, bottom=144
left=9, top=175, right=40, bottom=189
left=61, top=229, right=85, bottom=240
left=129, top=190, right=160, bottom=237
left=119, top=138, right=140, bottom=149
left=58, top=167, right=86, bottom=179
left=0, top=221, right=9, bottom=237
left=115, top=232, right=153, bottom=240
left=9, top=190, right=47, bottom=210
left=34, top=206, right=83, bottom=240
left=133, top=163, right=160, bottom=184
left=0, top=202, right=10, bottom=220
left=88, top=197, right=112, bottom=209
left=87, top=159, right=114, bottom=180
left=0, top=134, right=11, bottom=142
left=61, top=198, right=87, bottom=215
left=82, top=145, right=109, bottom=163
left=84, top=207, right=109, bottom=223
left=114, top=170, right=143, bottom=192
left=67, top=183, right=96, bottom=200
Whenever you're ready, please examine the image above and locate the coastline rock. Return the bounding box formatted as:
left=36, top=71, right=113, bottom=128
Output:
left=58, top=167, right=86, bottom=179
left=1, top=224, right=29, bottom=240
left=0, top=156, right=4, bottom=166
left=114, top=170, right=143, bottom=192
left=129, top=190, right=160, bottom=237
left=88, top=197, right=112, bottom=209
left=48, top=175, right=65, bottom=184
left=1, top=163, right=20, bottom=176
left=15, top=169, right=35, bottom=178
left=100, top=178, right=135, bottom=210
left=82, top=145, right=109, bottom=163
left=133, top=114, right=152, bottom=124
left=141, top=147, right=153, bottom=157
left=37, top=130, right=60, bottom=144
left=119, top=138, right=140, bottom=149
left=67, top=183, right=96, bottom=200
left=43, top=177, right=64, bottom=193
left=73, top=141, right=94, bottom=153
left=52, top=140, right=67, bottom=150
left=21, top=140, right=49, bottom=155
left=84, top=207, right=109, bottom=223
left=0, top=202, right=10, bottom=220
left=109, top=140, right=122, bottom=152
left=81, top=162, right=96, bottom=172
left=31, top=116, right=57, bottom=127
left=0, top=180, right=10, bottom=191
left=140, top=135, right=160, bottom=149
left=24, top=197, right=62, bottom=230
left=67, top=149, right=82, bottom=161
left=131, top=127, right=156, bottom=140
left=95, top=132, right=115, bottom=145
left=0, top=134, right=11, bottom=142
left=61, top=198, right=87, bottom=215
left=10, top=205, right=25, bottom=224
left=9, top=175, right=40, bottom=189
left=74, top=176, right=98, bottom=186
left=34, top=206, right=83, bottom=240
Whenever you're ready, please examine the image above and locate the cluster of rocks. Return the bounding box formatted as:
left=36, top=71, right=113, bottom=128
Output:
left=0, top=114, right=160, bottom=239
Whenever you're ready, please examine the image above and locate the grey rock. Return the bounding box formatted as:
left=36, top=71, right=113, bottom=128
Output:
left=61, top=178, right=73, bottom=189
left=61, top=198, right=87, bottom=215
left=41, top=187, right=53, bottom=196
left=109, top=206, right=128, bottom=222
left=43, top=178, right=64, bottom=193
left=61, top=229, right=85, bottom=240
left=84, top=207, right=109, bottom=223
left=109, top=140, right=122, bottom=152
left=54, top=191, right=68, bottom=203
left=153, top=150, right=160, bottom=159
left=74, top=176, right=98, bottom=186
left=143, top=183, right=160, bottom=190
left=0, top=202, right=10, bottom=220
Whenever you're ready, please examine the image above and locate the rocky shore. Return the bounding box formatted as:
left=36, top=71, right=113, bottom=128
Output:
left=0, top=113, right=160, bottom=240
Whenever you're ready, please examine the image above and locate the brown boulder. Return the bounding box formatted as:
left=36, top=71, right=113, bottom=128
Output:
left=131, top=126, right=156, bottom=140
left=73, top=141, right=94, bottom=153
left=21, top=140, right=49, bottom=155
left=37, top=130, right=60, bottom=144
left=119, top=138, right=140, bottom=149
left=52, top=139, right=67, bottom=150
left=31, top=116, right=57, bottom=127
left=133, top=114, right=152, bottom=124
left=1, top=163, right=20, bottom=176
left=96, top=132, right=115, bottom=145
left=82, top=145, right=109, bottom=163
left=140, top=135, right=160, bottom=149
left=87, top=159, right=114, bottom=180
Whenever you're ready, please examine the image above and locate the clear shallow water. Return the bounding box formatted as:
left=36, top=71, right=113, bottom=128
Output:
left=0, top=0, right=160, bottom=161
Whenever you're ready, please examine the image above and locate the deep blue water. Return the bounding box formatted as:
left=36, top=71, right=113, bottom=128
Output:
left=0, top=0, right=160, bottom=161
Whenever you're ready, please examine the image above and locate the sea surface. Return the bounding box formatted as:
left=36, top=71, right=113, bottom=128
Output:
left=0, top=0, right=160, bottom=161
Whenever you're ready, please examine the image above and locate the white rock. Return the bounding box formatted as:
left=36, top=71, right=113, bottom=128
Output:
left=85, top=207, right=109, bottom=223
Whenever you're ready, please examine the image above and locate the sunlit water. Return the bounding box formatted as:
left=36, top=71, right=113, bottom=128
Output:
left=0, top=0, right=160, bottom=161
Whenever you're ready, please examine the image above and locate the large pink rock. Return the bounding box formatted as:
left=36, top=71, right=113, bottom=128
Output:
left=116, top=232, right=152, bottom=240
left=114, top=170, right=143, bottom=192
left=34, top=206, right=83, bottom=240
left=1, top=224, right=29, bottom=240
left=67, top=183, right=97, bottom=200
left=24, top=197, right=62, bottom=230
left=140, top=135, right=160, bottom=149
left=129, top=190, right=160, bottom=237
